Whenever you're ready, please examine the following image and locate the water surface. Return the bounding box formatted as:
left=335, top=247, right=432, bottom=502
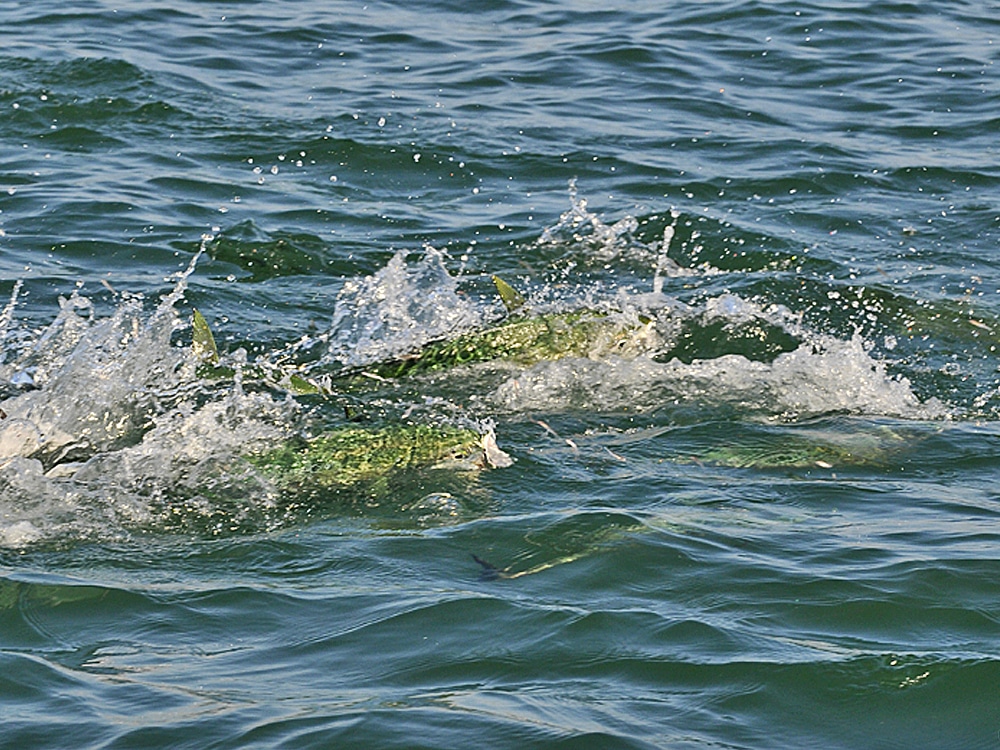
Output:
left=1, top=1, right=999, bottom=747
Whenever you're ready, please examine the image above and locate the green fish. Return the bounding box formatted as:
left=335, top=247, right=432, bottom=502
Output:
left=338, top=276, right=801, bottom=380
left=193, top=276, right=657, bottom=388
left=363, top=308, right=657, bottom=379
left=244, top=423, right=509, bottom=501
left=689, top=425, right=909, bottom=470
left=355, top=276, right=658, bottom=379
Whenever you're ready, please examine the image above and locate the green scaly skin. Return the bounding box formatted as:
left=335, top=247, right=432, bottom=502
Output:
left=365, top=310, right=651, bottom=379
left=194, top=310, right=650, bottom=393
left=191, top=278, right=646, bottom=495
left=244, top=424, right=485, bottom=499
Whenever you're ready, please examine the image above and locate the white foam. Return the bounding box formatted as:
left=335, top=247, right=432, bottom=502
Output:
left=322, top=246, right=485, bottom=367
left=0, top=247, right=302, bottom=546
left=492, top=334, right=946, bottom=421
left=1, top=520, right=42, bottom=547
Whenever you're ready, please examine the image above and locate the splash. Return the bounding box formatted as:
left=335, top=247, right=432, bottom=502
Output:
left=1, top=187, right=994, bottom=547
left=537, top=181, right=721, bottom=281
left=0, top=246, right=299, bottom=546
left=299, top=188, right=960, bottom=424
left=321, top=246, right=487, bottom=368
left=492, top=333, right=946, bottom=421
left=539, top=179, right=642, bottom=261
left=0, top=244, right=516, bottom=548
left=0, top=251, right=203, bottom=465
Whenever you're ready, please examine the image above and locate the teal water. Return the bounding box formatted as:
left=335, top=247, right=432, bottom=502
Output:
left=2, top=1, right=1000, bottom=747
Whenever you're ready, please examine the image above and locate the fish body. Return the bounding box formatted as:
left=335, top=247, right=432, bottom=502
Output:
left=364, top=309, right=658, bottom=379
left=244, top=424, right=501, bottom=500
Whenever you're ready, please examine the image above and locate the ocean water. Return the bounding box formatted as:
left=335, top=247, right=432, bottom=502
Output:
left=1, top=1, right=999, bottom=747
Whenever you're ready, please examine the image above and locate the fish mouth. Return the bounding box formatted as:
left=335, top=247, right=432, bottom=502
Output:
left=432, top=430, right=514, bottom=470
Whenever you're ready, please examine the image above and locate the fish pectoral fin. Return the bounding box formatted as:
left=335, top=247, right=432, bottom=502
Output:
left=471, top=553, right=508, bottom=580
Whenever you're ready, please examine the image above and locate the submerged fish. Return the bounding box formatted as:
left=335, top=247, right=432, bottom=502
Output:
left=690, top=425, right=910, bottom=470
left=697, top=443, right=877, bottom=469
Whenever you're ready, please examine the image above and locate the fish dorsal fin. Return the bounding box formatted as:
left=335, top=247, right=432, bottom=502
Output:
left=492, top=275, right=526, bottom=314
left=192, top=308, right=219, bottom=365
